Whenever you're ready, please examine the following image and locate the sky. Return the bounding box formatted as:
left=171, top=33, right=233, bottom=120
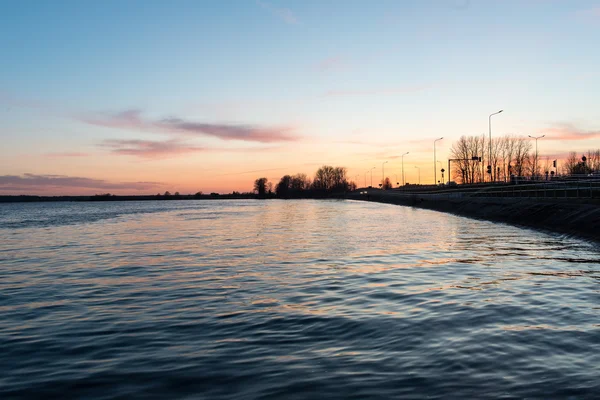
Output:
left=1, top=0, right=599, bottom=195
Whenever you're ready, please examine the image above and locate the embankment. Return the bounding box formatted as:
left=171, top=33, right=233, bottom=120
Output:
left=348, top=190, right=600, bottom=243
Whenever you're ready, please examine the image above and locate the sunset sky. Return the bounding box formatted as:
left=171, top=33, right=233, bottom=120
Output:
left=1, top=0, right=599, bottom=195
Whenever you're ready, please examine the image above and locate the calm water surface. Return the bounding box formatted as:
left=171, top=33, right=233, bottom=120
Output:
left=0, top=200, right=599, bottom=399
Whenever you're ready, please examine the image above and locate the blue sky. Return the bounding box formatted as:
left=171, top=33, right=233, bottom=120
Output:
left=1, top=0, right=599, bottom=194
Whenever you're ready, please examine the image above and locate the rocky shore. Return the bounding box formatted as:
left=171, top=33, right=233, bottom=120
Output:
left=348, top=189, right=600, bottom=243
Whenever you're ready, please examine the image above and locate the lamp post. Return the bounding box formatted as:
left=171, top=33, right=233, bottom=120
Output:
left=382, top=161, right=388, bottom=188
left=434, top=137, right=443, bottom=185
left=528, top=134, right=545, bottom=180
left=414, top=166, right=420, bottom=185
left=401, top=152, right=409, bottom=186
left=370, top=166, right=375, bottom=187
left=364, top=171, right=368, bottom=188
left=489, top=110, right=503, bottom=182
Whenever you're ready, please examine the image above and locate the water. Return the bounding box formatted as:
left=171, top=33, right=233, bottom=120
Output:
left=1, top=199, right=599, bottom=399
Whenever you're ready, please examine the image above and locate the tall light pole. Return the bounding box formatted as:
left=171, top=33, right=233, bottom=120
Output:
left=401, top=152, right=409, bottom=186
left=370, top=166, right=375, bottom=187
left=528, top=134, right=545, bottom=180
left=489, top=110, right=503, bottom=181
left=414, top=166, right=420, bottom=184
left=382, top=161, right=388, bottom=188
left=364, top=171, right=368, bottom=188
left=434, top=137, right=443, bottom=185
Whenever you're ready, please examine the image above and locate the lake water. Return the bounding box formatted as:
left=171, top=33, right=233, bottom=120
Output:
left=1, top=199, right=599, bottom=399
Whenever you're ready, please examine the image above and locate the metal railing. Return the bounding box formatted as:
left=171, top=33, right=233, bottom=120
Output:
left=470, top=179, right=600, bottom=199
left=360, top=179, right=600, bottom=201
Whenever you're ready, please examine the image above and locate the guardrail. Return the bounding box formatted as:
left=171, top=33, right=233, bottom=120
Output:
left=361, top=179, right=600, bottom=200
left=470, top=180, right=600, bottom=199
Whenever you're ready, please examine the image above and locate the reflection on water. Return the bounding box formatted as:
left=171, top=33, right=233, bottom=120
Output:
left=0, top=199, right=599, bottom=399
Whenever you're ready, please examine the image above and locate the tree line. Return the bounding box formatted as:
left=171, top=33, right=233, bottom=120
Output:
left=254, top=165, right=355, bottom=198
left=449, top=134, right=600, bottom=183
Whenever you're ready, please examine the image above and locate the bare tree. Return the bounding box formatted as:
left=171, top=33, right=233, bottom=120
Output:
left=313, top=165, right=349, bottom=191
left=449, top=134, right=532, bottom=183
left=587, top=149, right=600, bottom=173
left=291, top=174, right=310, bottom=191
left=563, top=152, right=579, bottom=175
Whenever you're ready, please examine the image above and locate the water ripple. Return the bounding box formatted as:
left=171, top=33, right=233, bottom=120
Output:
left=1, top=199, right=599, bottom=399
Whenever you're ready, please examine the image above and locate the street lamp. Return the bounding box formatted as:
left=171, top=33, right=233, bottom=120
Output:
left=370, top=166, right=376, bottom=187
left=382, top=161, right=388, bottom=188
left=364, top=170, right=368, bottom=188
left=489, top=110, right=503, bottom=181
left=401, top=152, right=409, bottom=186
left=434, top=137, right=443, bottom=185
left=528, top=134, right=545, bottom=180
left=414, top=165, right=420, bottom=185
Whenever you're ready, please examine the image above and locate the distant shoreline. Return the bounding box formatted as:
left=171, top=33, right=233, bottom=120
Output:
left=0, top=193, right=346, bottom=203
left=0, top=194, right=256, bottom=203
left=5, top=191, right=598, bottom=244
left=347, top=189, right=600, bottom=244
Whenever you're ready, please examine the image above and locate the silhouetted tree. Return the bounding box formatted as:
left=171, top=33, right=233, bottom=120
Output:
left=587, top=149, right=600, bottom=173
left=254, top=177, right=269, bottom=196
left=312, top=165, right=349, bottom=192
left=572, top=155, right=593, bottom=175
left=450, top=135, right=532, bottom=183
left=383, top=177, right=392, bottom=190
left=276, top=175, right=292, bottom=197
left=291, top=173, right=310, bottom=191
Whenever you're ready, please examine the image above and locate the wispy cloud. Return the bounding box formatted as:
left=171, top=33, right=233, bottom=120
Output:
left=0, top=174, right=162, bottom=192
left=99, top=138, right=283, bottom=159
left=544, top=123, right=600, bottom=141
left=315, top=56, right=347, bottom=72
left=80, top=110, right=299, bottom=143
left=256, top=0, right=298, bottom=24
left=322, top=86, right=430, bottom=97
left=159, top=118, right=298, bottom=142
left=575, top=7, right=600, bottom=19
left=100, top=139, right=206, bottom=159
left=80, top=109, right=147, bottom=131
left=44, top=152, right=90, bottom=158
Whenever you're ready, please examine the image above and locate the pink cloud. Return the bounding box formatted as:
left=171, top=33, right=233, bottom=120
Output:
left=80, top=109, right=147, bottom=130
left=158, top=118, right=298, bottom=142
left=100, top=139, right=206, bottom=159
left=100, top=138, right=283, bottom=159
left=544, top=123, right=600, bottom=141
left=0, top=173, right=163, bottom=194
left=80, top=110, right=299, bottom=143
left=576, top=7, right=600, bottom=19
left=44, top=152, right=90, bottom=158
left=315, top=56, right=347, bottom=72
